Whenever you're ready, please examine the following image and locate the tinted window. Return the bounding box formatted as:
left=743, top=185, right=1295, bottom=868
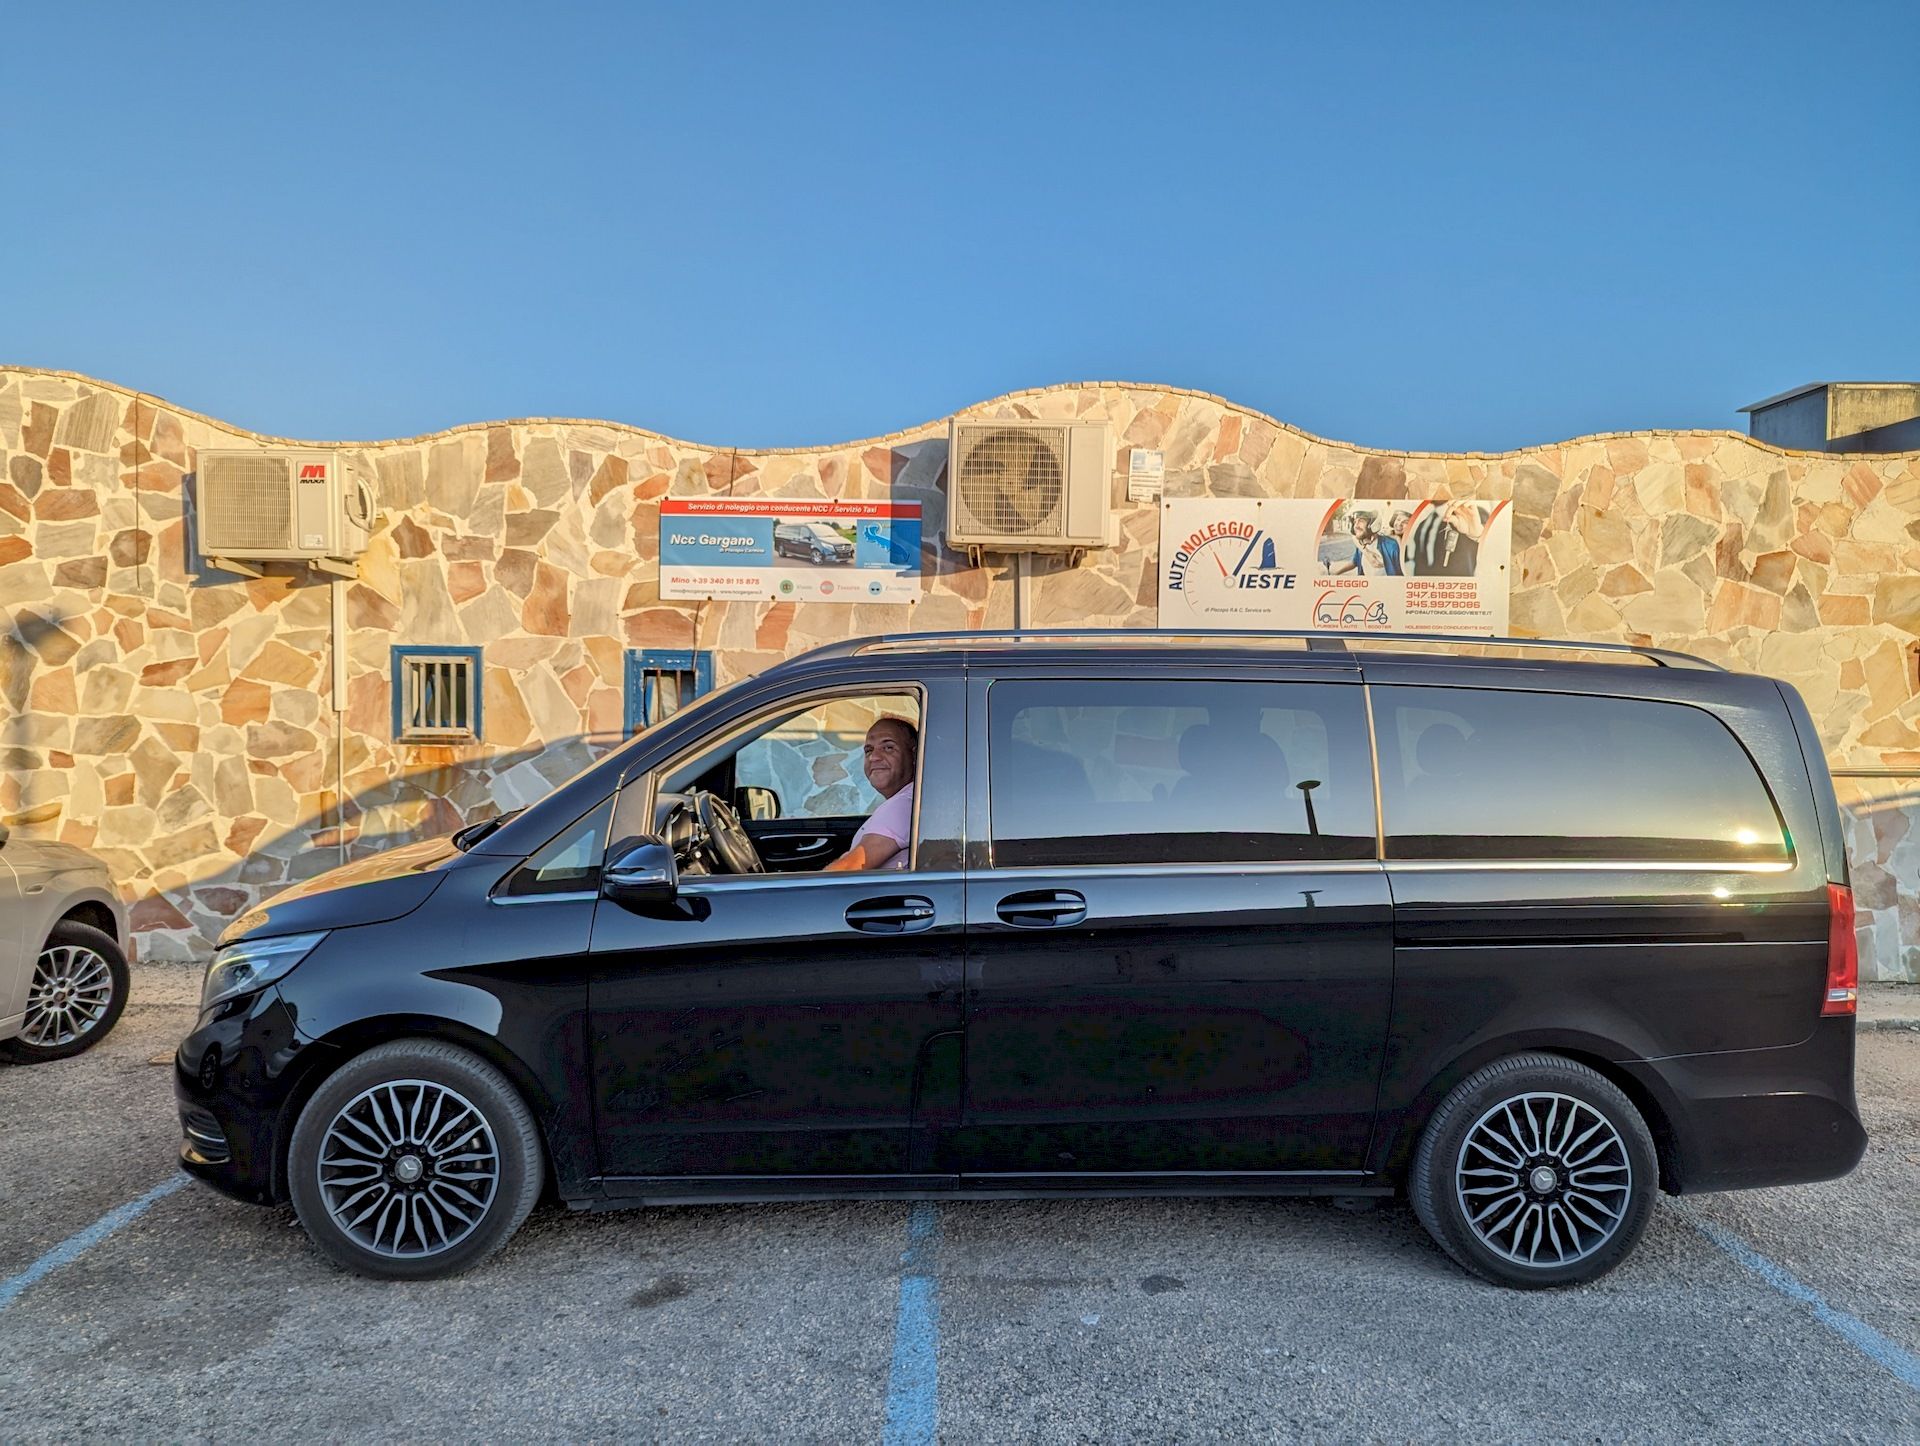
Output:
left=988, top=679, right=1376, bottom=867
left=1373, top=686, right=1789, bottom=863
left=498, top=798, right=614, bottom=898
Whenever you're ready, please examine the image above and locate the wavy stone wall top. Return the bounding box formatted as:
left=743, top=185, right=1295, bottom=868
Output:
left=7, top=365, right=1915, bottom=460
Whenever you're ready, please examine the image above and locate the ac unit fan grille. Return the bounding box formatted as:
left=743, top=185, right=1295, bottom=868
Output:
left=201, top=455, right=293, bottom=551
left=953, top=426, right=1067, bottom=539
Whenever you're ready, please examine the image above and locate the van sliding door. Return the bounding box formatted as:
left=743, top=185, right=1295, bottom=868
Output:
left=957, top=671, right=1394, bottom=1180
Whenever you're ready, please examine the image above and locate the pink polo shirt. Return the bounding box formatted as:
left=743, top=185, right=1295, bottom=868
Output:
left=850, top=784, right=913, bottom=870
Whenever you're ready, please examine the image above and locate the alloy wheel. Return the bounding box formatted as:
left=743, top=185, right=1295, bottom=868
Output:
left=317, top=1080, right=502, bottom=1258
left=1454, top=1091, right=1632, bottom=1269
left=21, top=944, right=116, bottom=1048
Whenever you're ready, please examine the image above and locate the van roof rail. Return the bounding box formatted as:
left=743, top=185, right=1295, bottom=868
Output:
left=837, top=629, right=1724, bottom=670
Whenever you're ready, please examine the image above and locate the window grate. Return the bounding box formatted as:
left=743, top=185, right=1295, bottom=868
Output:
left=391, top=647, right=483, bottom=742
left=625, top=649, right=713, bottom=734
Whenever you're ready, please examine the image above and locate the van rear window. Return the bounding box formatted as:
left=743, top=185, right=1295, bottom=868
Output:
left=987, top=679, right=1376, bottom=867
left=1372, top=686, right=1790, bottom=864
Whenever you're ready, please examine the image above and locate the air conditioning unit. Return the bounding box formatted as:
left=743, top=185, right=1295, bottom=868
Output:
left=196, top=449, right=376, bottom=578
left=946, top=420, right=1112, bottom=563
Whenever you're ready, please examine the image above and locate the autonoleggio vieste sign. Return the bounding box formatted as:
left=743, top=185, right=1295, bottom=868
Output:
left=1158, top=497, right=1512, bottom=634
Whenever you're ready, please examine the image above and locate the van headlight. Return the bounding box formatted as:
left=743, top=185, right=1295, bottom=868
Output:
left=201, top=932, right=328, bottom=1011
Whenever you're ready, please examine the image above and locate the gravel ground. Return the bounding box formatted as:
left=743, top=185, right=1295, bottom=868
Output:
left=1, top=967, right=1916, bottom=1442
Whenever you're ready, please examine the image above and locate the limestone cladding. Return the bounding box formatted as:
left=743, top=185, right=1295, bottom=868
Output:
left=1, top=367, right=1918, bottom=980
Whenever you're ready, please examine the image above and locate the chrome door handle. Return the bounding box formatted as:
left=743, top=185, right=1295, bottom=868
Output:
left=761, top=834, right=833, bottom=852
left=846, top=896, right=937, bottom=934
left=995, top=889, right=1088, bottom=928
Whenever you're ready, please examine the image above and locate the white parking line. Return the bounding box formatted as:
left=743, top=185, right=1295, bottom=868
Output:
left=1690, top=1215, right=1920, bottom=1393
left=0, top=1175, right=190, bottom=1313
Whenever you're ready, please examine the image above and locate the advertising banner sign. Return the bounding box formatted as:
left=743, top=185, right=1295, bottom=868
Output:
left=1158, top=497, right=1512, bottom=634
left=659, top=498, right=922, bottom=603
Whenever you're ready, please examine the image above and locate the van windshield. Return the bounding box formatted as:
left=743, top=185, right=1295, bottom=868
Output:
left=517, top=671, right=754, bottom=805
left=468, top=672, right=752, bottom=841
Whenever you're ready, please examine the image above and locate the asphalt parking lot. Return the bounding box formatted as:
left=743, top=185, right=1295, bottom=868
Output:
left=2, top=972, right=1917, bottom=1443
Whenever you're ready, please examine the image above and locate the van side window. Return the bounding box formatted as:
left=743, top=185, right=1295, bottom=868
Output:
left=497, top=797, right=615, bottom=899
left=1372, top=686, right=1790, bottom=863
left=723, top=694, right=921, bottom=829
left=987, top=680, right=1376, bottom=867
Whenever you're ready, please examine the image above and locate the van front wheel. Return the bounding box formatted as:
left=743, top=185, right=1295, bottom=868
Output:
left=1410, top=1054, right=1657, bottom=1289
left=288, top=1040, right=544, bottom=1280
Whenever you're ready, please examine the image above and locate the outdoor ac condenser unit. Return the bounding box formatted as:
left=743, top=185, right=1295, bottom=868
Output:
left=945, top=420, right=1112, bottom=563
left=196, top=449, right=375, bottom=578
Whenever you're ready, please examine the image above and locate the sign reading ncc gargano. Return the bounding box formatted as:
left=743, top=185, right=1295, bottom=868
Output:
left=659, top=497, right=923, bottom=603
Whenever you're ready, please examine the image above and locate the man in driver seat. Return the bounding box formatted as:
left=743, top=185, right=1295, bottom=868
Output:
left=824, top=715, right=917, bottom=871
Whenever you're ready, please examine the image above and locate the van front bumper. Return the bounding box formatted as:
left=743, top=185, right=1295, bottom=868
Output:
left=173, top=985, right=339, bottom=1206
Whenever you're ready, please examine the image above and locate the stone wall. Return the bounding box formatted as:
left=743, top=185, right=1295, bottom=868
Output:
left=2, top=366, right=1918, bottom=979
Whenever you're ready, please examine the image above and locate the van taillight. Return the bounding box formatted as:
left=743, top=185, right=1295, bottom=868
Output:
left=1823, top=883, right=1858, bottom=1017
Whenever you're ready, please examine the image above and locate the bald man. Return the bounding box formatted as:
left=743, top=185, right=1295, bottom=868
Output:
left=824, top=716, right=918, bottom=871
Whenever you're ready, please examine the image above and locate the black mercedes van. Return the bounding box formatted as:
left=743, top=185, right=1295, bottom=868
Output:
left=175, top=630, right=1865, bottom=1288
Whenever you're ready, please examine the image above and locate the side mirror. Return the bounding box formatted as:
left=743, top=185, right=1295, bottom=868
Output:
left=602, top=836, right=678, bottom=911
left=736, top=785, right=780, bottom=821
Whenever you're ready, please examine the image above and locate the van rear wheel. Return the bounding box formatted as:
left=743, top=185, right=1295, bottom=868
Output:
left=288, top=1040, right=544, bottom=1280
left=1411, top=1054, right=1657, bottom=1289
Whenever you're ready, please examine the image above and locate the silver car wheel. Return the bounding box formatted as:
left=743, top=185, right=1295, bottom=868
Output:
left=21, top=944, right=116, bottom=1047
left=317, top=1080, right=502, bottom=1258
left=1455, top=1090, right=1631, bottom=1269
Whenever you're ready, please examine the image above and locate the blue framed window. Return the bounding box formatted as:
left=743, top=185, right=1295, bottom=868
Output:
left=624, top=649, right=713, bottom=734
left=391, top=645, right=484, bottom=742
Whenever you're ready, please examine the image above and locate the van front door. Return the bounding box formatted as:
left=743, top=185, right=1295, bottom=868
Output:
left=587, top=671, right=967, bottom=1184
left=957, top=671, right=1393, bottom=1181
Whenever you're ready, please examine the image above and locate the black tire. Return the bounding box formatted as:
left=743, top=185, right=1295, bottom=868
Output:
left=287, top=1039, right=545, bottom=1281
left=0, top=920, right=130, bottom=1063
left=1410, top=1053, right=1658, bottom=1289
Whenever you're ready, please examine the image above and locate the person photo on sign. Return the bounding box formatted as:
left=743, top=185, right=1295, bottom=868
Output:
left=1327, top=509, right=1403, bottom=577
left=824, top=716, right=917, bottom=871
left=1406, top=500, right=1489, bottom=577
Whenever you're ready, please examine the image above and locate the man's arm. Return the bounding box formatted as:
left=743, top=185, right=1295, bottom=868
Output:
left=823, top=833, right=904, bottom=872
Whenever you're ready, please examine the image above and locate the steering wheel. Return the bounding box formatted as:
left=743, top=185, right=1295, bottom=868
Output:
left=692, top=791, right=765, bottom=875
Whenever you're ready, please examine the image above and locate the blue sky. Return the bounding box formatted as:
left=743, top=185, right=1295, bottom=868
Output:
left=5, top=2, right=1916, bottom=452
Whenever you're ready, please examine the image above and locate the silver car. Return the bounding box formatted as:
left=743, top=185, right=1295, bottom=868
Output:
left=0, top=823, right=130, bottom=1062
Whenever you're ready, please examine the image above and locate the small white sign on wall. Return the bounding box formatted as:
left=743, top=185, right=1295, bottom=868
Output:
left=1127, top=449, right=1165, bottom=503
